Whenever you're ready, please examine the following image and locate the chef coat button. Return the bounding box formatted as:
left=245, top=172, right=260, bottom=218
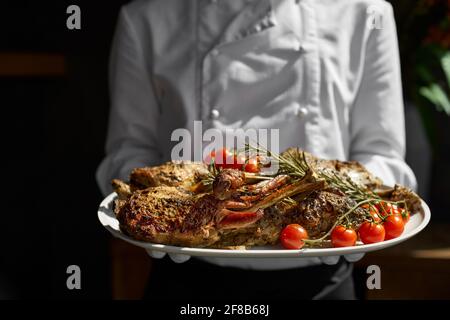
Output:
left=298, top=107, right=308, bottom=117
left=295, top=105, right=308, bottom=118
left=211, top=48, right=219, bottom=56
left=211, top=109, right=220, bottom=119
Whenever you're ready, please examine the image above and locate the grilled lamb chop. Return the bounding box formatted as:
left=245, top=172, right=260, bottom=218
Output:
left=293, top=188, right=366, bottom=237
left=116, top=186, right=197, bottom=245
left=213, top=187, right=366, bottom=247
left=129, top=160, right=209, bottom=191
left=112, top=179, right=132, bottom=200
left=111, top=161, right=210, bottom=214
left=213, top=169, right=246, bottom=200
left=115, top=174, right=325, bottom=247
left=282, top=148, right=382, bottom=189
left=212, top=168, right=293, bottom=203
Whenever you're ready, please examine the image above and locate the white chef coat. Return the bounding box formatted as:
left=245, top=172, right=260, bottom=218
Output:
left=96, top=0, right=417, bottom=270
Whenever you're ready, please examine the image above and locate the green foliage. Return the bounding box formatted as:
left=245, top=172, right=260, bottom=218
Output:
left=417, top=49, right=450, bottom=115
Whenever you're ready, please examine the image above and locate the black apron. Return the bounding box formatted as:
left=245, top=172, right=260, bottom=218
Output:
left=144, top=257, right=355, bottom=300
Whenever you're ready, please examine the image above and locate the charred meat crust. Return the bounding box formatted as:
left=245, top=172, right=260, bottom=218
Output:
left=213, top=169, right=246, bottom=200
left=112, top=179, right=132, bottom=200
left=381, top=184, right=423, bottom=215
left=129, top=160, right=209, bottom=191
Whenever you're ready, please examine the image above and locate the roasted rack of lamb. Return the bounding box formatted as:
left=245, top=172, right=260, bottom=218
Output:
left=111, top=148, right=421, bottom=249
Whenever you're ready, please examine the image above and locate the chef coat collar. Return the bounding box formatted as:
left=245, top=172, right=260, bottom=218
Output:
left=213, top=0, right=305, bottom=49
left=215, top=0, right=276, bottom=47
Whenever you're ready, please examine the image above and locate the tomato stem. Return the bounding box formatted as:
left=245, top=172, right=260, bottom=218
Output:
left=303, top=198, right=407, bottom=246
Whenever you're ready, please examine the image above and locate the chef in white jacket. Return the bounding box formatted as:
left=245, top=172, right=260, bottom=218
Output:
left=97, top=0, right=417, bottom=299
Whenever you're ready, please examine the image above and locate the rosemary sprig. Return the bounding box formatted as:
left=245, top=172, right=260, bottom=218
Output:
left=245, top=143, right=377, bottom=203
left=303, top=198, right=377, bottom=244
left=198, top=158, right=220, bottom=189
left=280, top=197, right=298, bottom=206
left=317, top=169, right=380, bottom=203
left=199, top=171, right=215, bottom=189
left=244, top=143, right=310, bottom=179
left=303, top=198, right=407, bottom=245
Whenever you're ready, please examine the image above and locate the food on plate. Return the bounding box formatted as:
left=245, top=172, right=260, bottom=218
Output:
left=358, top=221, right=386, bottom=244
left=280, top=224, right=309, bottom=249
left=128, top=160, right=210, bottom=191
left=111, top=147, right=422, bottom=249
left=330, top=225, right=357, bottom=248
left=383, top=214, right=405, bottom=240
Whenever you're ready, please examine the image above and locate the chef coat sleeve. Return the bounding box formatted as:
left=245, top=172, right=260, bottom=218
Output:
left=349, top=2, right=417, bottom=190
left=96, top=6, right=161, bottom=196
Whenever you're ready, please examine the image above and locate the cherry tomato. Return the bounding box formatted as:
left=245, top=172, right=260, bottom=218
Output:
left=376, top=202, right=400, bottom=218
left=203, top=150, right=216, bottom=165
left=383, top=214, right=405, bottom=240
left=204, top=148, right=234, bottom=168
left=244, top=157, right=260, bottom=173
left=224, top=153, right=250, bottom=171
left=401, top=209, right=410, bottom=223
left=362, top=204, right=382, bottom=223
left=228, top=154, right=246, bottom=170
left=358, top=222, right=385, bottom=244
left=389, top=205, right=410, bottom=223
left=280, top=224, right=308, bottom=249
left=331, top=225, right=357, bottom=247
left=217, top=148, right=235, bottom=168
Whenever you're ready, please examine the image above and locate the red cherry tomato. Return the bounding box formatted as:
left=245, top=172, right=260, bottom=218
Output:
left=280, top=224, right=308, bottom=249
left=244, top=157, right=260, bottom=173
left=392, top=206, right=410, bottom=224
left=358, top=222, right=385, bottom=244
left=228, top=154, right=246, bottom=170
left=383, top=214, right=405, bottom=240
left=401, top=209, right=410, bottom=223
left=204, top=148, right=234, bottom=168
left=225, top=153, right=251, bottom=171
left=217, top=148, right=235, bottom=168
left=331, top=225, right=357, bottom=247
left=376, top=202, right=400, bottom=218
left=362, top=204, right=382, bottom=223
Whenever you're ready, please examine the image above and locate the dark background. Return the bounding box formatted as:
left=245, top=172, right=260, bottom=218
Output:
left=0, top=0, right=127, bottom=299
left=0, top=0, right=449, bottom=299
